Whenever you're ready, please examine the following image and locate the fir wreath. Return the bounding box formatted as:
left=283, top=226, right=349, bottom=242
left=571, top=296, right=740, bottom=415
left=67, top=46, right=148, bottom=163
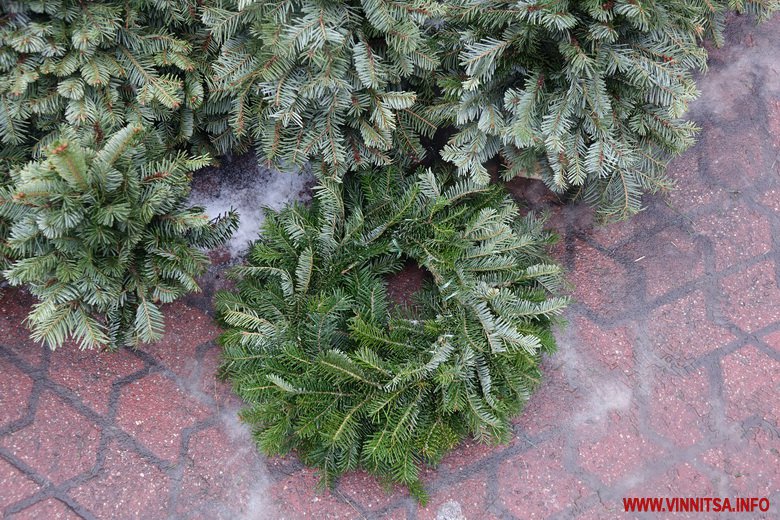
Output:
left=216, top=167, right=569, bottom=499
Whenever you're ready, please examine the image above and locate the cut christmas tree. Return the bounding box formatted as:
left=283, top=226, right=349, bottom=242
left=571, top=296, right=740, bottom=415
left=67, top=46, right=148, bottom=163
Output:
left=0, top=125, right=238, bottom=349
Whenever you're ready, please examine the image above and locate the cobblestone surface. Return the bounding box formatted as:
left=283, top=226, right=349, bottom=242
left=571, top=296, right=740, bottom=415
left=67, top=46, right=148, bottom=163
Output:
left=1, top=14, right=779, bottom=520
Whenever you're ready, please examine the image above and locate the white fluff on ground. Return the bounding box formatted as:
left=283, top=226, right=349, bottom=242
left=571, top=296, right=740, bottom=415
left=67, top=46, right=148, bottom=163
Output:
left=188, top=152, right=314, bottom=258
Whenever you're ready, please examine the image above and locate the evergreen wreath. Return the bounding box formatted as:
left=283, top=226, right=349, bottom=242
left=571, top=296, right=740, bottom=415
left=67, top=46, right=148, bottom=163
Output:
left=0, top=124, right=238, bottom=349
left=216, top=166, right=568, bottom=500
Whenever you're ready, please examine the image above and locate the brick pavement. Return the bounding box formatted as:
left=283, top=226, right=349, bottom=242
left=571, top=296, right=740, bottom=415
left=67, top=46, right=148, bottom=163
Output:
left=1, top=14, right=779, bottom=520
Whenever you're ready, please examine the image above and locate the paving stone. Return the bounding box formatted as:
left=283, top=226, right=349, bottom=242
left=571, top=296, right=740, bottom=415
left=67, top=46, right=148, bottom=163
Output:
left=1, top=15, right=779, bottom=517
left=721, top=345, right=780, bottom=423
left=647, top=368, right=714, bottom=448
left=0, top=288, right=44, bottom=367
left=567, top=240, right=636, bottom=319
left=762, top=330, right=780, bottom=353
left=418, top=470, right=500, bottom=520
left=698, top=124, right=769, bottom=191
left=0, top=392, right=100, bottom=484
left=0, top=358, right=33, bottom=428
left=513, top=357, right=580, bottom=437
left=720, top=261, right=780, bottom=333
left=175, top=423, right=269, bottom=519
left=666, top=147, right=722, bottom=209
left=115, top=373, right=210, bottom=461
left=637, top=462, right=715, bottom=498
left=270, top=468, right=355, bottom=519
left=497, top=436, right=588, bottom=519
left=578, top=412, right=665, bottom=487
left=337, top=470, right=407, bottom=513
left=574, top=318, right=635, bottom=377
left=196, top=343, right=235, bottom=406
left=69, top=440, right=170, bottom=519
left=693, top=201, right=772, bottom=271
left=140, top=301, right=221, bottom=378
left=589, top=210, right=660, bottom=250
left=617, top=463, right=716, bottom=520
left=638, top=226, right=706, bottom=299
left=701, top=425, right=780, bottom=501
left=9, top=498, right=80, bottom=520
left=0, top=457, right=39, bottom=510
left=756, top=185, right=780, bottom=214
left=647, top=291, right=736, bottom=362
left=436, top=439, right=509, bottom=476
left=48, top=344, right=144, bottom=416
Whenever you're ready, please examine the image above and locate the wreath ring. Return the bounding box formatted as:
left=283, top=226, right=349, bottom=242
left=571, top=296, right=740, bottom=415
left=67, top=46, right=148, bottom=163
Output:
left=216, top=167, right=568, bottom=500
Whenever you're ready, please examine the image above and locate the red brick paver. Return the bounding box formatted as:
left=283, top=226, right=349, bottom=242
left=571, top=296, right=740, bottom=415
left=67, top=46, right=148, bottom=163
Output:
left=1, top=14, right=780, bottom=520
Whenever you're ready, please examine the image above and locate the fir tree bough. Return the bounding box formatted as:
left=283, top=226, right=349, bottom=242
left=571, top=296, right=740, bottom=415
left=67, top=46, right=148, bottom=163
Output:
left=216, top=166, right=569, bottom=500
left=0, top=0, right=240, bottom=161
left=203, top=0, right=443, bottom=177
left=206, top=0, right=778, bottom=219
left=436, top=0, right=779, bottom=219
left=0, top=125, right=238, bottom=349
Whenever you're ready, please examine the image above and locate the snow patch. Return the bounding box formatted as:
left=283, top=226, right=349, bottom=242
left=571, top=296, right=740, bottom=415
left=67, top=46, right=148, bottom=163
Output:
left=189, top=152, right=314, bottom=258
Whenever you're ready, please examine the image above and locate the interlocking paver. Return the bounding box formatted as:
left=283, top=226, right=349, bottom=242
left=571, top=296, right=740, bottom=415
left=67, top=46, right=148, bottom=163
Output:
left=0, top=13, right=779, bottom=520
left=721, top=345, right=780, bottom=424
left=141, top=301, right=221, bottom=380
left=647, top=368, right=714, bottom=448
left=68, top=440, right=171, bottom=519
left=0, top=358, right=33, bottom=428
left=647, top=291, right=736, bottom=361
left=115, top=373, right=211, bottom=461
left=0, top=458, right=39, bottom=509
left=497, top=435, right=587, bottom=519
left=693, top=201, right=773, bottom=271
left=577, top=411, right=665, bottom=487
left=10, top=498, right=81, bottom=520
left=720, top=261, right=780, bottom=333
left=417, top=470, right=498, bottom=520
left=48, top=343, right=144, bottom=416
left=0, top=392, right=100, bottom=485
